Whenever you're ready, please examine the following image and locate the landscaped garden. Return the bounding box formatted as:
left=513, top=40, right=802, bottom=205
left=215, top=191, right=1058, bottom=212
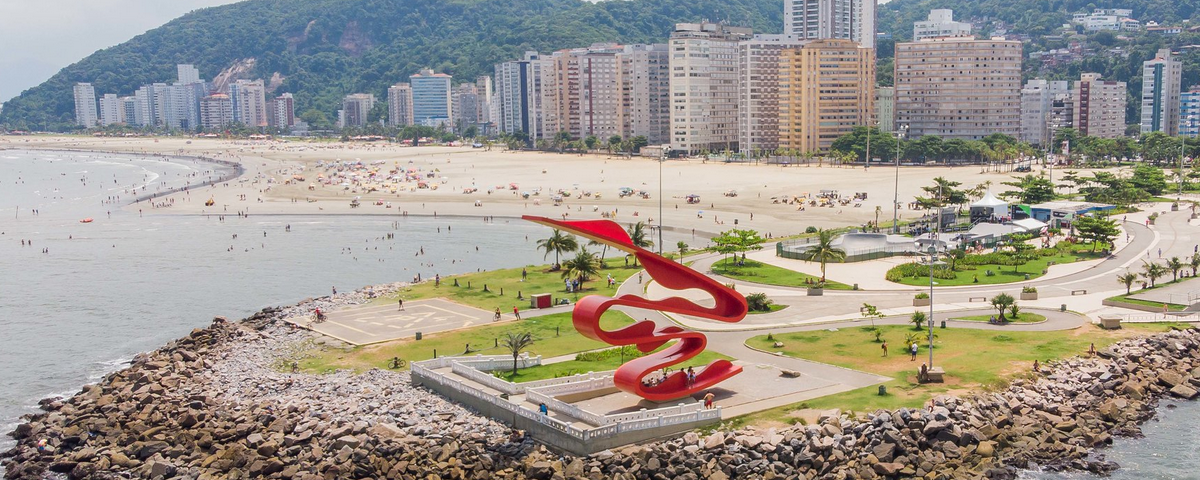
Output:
left=712, top=258, right=853, bottom=290
left=886, top=241, right=1108, bottom=287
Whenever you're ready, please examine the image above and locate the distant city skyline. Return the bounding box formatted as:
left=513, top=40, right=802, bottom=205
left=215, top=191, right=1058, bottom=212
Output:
left=0, top=0, right=241, bottom=102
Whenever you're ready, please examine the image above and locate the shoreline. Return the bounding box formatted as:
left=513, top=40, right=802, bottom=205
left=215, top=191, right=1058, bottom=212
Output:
left=3, top=280, right=1198, bottom=479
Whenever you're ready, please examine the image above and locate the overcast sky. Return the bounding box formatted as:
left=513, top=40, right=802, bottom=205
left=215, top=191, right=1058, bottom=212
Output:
left=0, top=0, right=243, bottom=102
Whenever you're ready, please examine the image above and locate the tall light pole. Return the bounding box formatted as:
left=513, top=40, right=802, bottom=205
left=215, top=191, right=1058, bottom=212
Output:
left=1181, top=132, right=1187, bottom=199
left=658, top=148, right=665, bottom=255
left=893, top=125, right=907, bottom=234
left=926, top=181, right=943, bottom=369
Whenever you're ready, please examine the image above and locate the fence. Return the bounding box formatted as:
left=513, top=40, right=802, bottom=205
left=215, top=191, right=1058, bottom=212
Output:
left=1119, top=312, right=1200, bottom=323
left=777, top=240, right=917, bottom=263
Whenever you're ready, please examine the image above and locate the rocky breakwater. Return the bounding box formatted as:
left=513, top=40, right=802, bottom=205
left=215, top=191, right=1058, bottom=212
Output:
left=0, top=305, right=528, bottom=480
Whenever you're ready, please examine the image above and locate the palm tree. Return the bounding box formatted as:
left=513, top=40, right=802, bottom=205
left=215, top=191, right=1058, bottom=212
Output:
left=910, top=311, right=927, bottom=330
left=991, top=293, right=1015, bottom=322
left=1190, top=255, right=1200, bottom=277
left=626, top=222, right=654, bottom=266
left=1166, top=256, right=1185, bottom=282
left=677, top=241, right=689, bottom=262
left=801, top=229, right=846, bottom=282
left=536, top=230, right=578, bottom=266
left=499, top=332, right=536, bottom=376
left=1117, top=271, right=1139, bottom=295
left=1141, top=261, right=1168, bottom=288
left=587, top=239, right=610, bottom=267
left=562, top=249, right=601, bottom=289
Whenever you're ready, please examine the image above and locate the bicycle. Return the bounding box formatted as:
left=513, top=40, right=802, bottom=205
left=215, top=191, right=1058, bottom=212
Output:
left=388, top=357, right=407, bottom=369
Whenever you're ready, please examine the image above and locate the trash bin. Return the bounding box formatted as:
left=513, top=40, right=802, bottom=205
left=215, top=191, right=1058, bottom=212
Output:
left=853, top=283, right=859, bottom=290
left=940, top=320, right=946, bottom=328
left=1060, top=304, right=1067, bottom=312
left=415, top=331, right=422, bottom=340
left=878, top=385, right=887, bottom=396
left=1024, top=274, right=1030, bottom=280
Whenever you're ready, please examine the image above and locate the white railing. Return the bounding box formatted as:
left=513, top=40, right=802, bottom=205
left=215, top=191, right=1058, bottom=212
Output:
left=451, top=362, right=523, bottom=394
left=527, top=389, right=607, bottom=426
left=455, top=354, right=542, bottom=371
left=526, top=375, right=615, bottom=397
left=605, top=403, right=702, bottom=423
left=1120, top=312, right=1200, bottom=323
left=520, top=371, right=613, bottom=390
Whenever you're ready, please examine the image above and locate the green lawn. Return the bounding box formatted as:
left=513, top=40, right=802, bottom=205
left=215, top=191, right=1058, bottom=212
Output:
left=299, top=310, right=634, bottom=373
left=748, top=304, right=789, bottom=315
left=373, top=257, right=641, bottom=312
left=711, top=258, right=854, bottom=290
left=889, top=252, right=1094, bottom=287
left=951, top=312, right=1047, bottom=323
left=743, top=324, right=1130, bottom=413
left=1104, top=276, right=1197, bottom=312
left=495, top=348, right=733, bottom=382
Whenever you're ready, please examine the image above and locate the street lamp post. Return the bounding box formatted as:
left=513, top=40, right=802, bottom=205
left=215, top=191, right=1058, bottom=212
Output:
left=893, top=125, right=907, bottom=234
left=927, top=245, right=936, bottom=368
left=659, top=149, right=666, bottom=255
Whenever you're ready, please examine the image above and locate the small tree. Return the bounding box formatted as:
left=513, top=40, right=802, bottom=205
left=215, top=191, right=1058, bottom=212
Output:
left=991, top=293, right=1016, bottom=321
left=1009, top=303, right=1020, bottom=320
left=802, top=229, right=847, bottom=282
left=746, top=293, right=774, bottom=312
left=1116, top=271, right=1139, bottom=294
left=1141, top=261, right=1168, bottom=288
left=1190, top=255, right=1200, bottom=277
left=1166, top=256, right=1185, bottom=282
left=861, top=303, right=885, bottom=329
left=910, top=311, right=927, bottom=330
left=677, top=241, right=689, bottom=262
left=1074, top=215, right=1119, bottom=252
left=500, top=332, right=536, bottom=375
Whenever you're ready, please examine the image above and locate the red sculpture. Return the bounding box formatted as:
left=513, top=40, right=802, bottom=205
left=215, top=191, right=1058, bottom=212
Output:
left=523, top=216, right=747, bottom=401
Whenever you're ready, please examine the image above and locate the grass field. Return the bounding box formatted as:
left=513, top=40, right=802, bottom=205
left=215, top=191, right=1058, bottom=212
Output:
left=890, top=252, right=1097, bottom=287
left=299, top=310, right=634, bottom=373
left=1104, top=276, right=1196, bottom=312
left=748, top=304, right=789, bottom=315
left=494, top=348, right=733, bottom=383
left=372, top=257, right=641, bottom=312
left=950, top=312, right=1047, bottom=323
left=711, top=258, right=854, bottom=290
left=737, top=323, right=1187, bottom=420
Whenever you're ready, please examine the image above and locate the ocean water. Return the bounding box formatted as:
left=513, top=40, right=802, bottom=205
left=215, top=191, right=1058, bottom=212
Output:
left=0, top=149, right=694, bottom=458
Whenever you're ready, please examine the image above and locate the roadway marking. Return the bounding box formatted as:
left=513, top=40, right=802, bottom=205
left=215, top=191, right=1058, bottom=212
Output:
left=323, top=320, right=376, bottom=337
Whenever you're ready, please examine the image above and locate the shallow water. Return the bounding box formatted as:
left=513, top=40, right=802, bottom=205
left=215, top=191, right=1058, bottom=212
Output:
left=0, top=149, right=693, bottom=458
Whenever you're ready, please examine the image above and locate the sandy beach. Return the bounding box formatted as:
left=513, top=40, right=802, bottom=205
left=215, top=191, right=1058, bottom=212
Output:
left=3, top=135, right=1074, bottom=236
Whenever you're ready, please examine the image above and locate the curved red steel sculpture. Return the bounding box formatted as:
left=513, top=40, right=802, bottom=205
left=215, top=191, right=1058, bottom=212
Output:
left=523, top=216, right=747, bottom=401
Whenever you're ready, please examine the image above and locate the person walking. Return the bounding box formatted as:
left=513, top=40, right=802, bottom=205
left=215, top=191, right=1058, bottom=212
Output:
left=538, top=403, right=548, bottom=415
left=331, top=286, right=337, bottom=295
left=513, top=306, right=521, bottom=320
left=398, top=297, right=404, bottom=311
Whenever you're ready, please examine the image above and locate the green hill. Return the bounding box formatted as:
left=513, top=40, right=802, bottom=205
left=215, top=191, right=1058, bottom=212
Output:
left=0, top=0, right=783, bottom=130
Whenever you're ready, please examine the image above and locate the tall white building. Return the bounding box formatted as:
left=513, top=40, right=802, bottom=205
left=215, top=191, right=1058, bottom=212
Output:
left=737, top=34, right=804, bottom=154
left=73, top=83, right=98, bottom=128
left=387, top=83, right=415, bottom=127
left=913, top=9, right=972, bottom=40
left=784, top=0, right=876, bottom=48
left=1140, top=48, right=1183, bottom=135
left=476, top=76, right=494, bottom=130
left=121, top=97, right=136, bottom=126
left=271, top=93, right=295, bottom=130
left=1019, top=79, right=1070, bottom=146
left=669, top=22, right=753, bottom=154
left=619, top=43, right=671, bottom=145
left=342, top=93, right=376, bottom=128
left=229, top=80, right=268, bottom=127
left=98, top=93, right=123, bottom=126
left=494, top=51, right=557, bottom=141
left=1072, top=73, right=1126, bottom=139
left=177, top=64, right=201, bottom=85
left=200, top=94, right=234, bottom=130
left=410, top=69, right=454, bottom=129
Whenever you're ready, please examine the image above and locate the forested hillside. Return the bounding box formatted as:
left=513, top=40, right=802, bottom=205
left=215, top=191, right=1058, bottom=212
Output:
left=0, top=0, right=782, bottom=130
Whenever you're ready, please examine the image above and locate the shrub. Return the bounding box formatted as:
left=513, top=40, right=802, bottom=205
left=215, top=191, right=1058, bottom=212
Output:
left=575, top=345, right=642, bottom=362
left=1022, top=286, right=1037, bottom=293
left=911, top=311, right=927, bottom=329
left=746, top=293, right=774, bottom=312
left=914, top=292, right=930, bottom=299
left=805, top=226, right=819, bottom=234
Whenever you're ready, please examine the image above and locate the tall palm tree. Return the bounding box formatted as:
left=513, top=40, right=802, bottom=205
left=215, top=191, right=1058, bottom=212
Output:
left=1141, top=261, right=1168, bottom=288
left=562, top=249, right=601, bottom=288
left=536, top=230, right=578, bottom=266
left=1190, top=255, right=1200, bottom=277
left=1166, top=256, right=1185, bottom=282
left=1116, top=271, right=1139, bottom=295
left=587, top=239, right=609, bottom=267
left=801, top=229, right=846, bottom=282
left=626, top=222, right=654, bottom=266
left=677, top=241, right=690, bottom=262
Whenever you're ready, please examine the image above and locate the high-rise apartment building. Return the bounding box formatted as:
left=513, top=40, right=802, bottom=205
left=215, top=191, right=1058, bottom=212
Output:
left=133, top=84, right=163, bottom=127
left=73, top=83, right=98, bottom=128
left=913, top=9, right=972, bottom=40
left=1181, top=89, right=1200, bottom=137
left=1019, top=79, right=1070, bottom=146
left=549, top=44, right=625, bottom=140
left=875, top=86, right=894, bottom=133
left=1072, top=73, right=1126, bottom=138
left=476, top=76, right=494, bottom=129
left=163, top=82, right=206, bottom=131
left=177, top=64, right=201, bottom=85
left=618, top=43, right=671, bottom=145
left=784, top=0, right=876, bottom=48
left=271, top=93, right=295, bottom=130
left=1140, top=49, right=1183, bottom=135
left=121, top=97, right=137, bottom=127
left=341, top=93, right=376, bottom=128
left=387, top=83, right=415, bottom=127
left=494, top=51, right=558, bottom=141
left=200, top=94, right=234, bottom=130
left=453, top=83, right=481, bottom=130
left=410, top=69, right=453, bottom=128
left=669, top=22, right=753, bottom=154
left=736, top=35, right=804, bottom=154
left=894, top=37, right=1022, bottom=139
left=778, top=39, right=875, bottom=153
left=229, top=80, right=268, bottom=127
left=98, top=93, right=123, bottom=126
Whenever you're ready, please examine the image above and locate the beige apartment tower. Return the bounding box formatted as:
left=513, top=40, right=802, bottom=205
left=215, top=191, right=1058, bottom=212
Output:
left=894, top=37, right=1022, bottom=139
left=669, top=22, right=753, bottom=155
left=778, top=39, right=875, bottom=153
left=388, top=83, right=415, bottom=127
left=737, top=34, right=804, bottom=154
left=1072, top=73, right=1126, bottom=138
